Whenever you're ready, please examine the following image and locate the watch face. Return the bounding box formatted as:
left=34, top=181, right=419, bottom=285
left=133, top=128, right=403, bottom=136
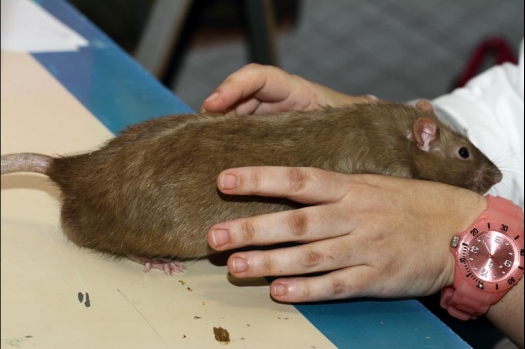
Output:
left=467, top=230, right=519, bottom=282
left=458, top=222, right=524, bottom=292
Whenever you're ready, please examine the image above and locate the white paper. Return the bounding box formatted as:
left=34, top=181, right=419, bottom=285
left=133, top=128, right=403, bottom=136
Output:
left=1, top=0, right=89, bottom=52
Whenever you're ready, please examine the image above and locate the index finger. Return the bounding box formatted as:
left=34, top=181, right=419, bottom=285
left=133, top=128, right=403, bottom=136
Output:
left=217, top=166, right=352, bottom=205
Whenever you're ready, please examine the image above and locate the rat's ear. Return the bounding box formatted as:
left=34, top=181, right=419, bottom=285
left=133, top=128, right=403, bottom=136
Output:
left=413, top=117, right=439, bottom=152
left=415, top=100, right=435, bottom=113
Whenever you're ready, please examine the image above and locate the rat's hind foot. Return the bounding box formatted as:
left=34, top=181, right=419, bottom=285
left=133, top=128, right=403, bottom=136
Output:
left=126, top=255, right=186, bottom=275
left=143, top=260, right=187, bottom=275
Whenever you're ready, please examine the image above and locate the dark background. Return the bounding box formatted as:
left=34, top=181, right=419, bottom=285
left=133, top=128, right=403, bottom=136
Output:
left=69, top=0, right=523, bottom=111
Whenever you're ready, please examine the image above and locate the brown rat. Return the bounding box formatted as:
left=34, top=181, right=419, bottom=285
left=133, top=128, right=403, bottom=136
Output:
left=1, top=100, right=502, bottom=274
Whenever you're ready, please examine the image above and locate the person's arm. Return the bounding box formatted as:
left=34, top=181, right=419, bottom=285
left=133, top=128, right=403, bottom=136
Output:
left=207, top=167, right=523, bottom=347
left=486, top=279, right=524, bottom=348
left=201, top=63, right=376, bottom=115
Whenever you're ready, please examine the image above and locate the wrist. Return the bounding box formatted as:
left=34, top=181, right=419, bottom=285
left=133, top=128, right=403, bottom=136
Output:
left=442, top=192, right=488, bottom=289
left=486, top=277, right=524, bottom=348
left=306, top=81, right=373, bottom=108
left=329, top=91, right=378, bottom=107
left=440, top=195, right=524, bottom=321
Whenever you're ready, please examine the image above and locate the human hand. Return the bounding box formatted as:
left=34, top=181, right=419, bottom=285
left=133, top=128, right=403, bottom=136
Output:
left=207, top=167, right=486, bottom=303
left=201, top=64, right=377, bottom=115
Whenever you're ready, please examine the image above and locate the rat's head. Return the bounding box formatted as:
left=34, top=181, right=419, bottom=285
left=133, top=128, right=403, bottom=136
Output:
left=409, top=100, right=502, bottom=194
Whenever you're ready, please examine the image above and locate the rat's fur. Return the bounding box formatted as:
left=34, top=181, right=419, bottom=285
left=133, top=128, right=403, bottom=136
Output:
left=1, top=101, right=502, bottom=263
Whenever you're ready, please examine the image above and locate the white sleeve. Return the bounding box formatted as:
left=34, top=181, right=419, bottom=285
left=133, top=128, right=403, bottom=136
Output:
left=432, top=40, right=524, bottom=209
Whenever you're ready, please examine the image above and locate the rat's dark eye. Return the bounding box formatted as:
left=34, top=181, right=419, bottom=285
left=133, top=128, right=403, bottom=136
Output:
left=458, top=147, right=470, bottom=159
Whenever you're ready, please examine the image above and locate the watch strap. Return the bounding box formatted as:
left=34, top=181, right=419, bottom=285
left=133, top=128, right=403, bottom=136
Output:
left=440, top=275, right=505, bottom=320
left=485, top=195, right=523, bottom=223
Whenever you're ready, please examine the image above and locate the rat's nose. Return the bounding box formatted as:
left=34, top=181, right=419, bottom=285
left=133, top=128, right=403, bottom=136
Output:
left=492, top=172, right=503, bottom=184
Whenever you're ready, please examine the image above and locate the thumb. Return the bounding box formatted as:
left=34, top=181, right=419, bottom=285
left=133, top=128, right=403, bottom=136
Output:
left=201, top=91, right=221, bottom=113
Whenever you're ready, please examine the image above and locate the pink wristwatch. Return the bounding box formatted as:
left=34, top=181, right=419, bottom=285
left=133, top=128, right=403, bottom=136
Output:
left=440, top=195, right=524, bottom=321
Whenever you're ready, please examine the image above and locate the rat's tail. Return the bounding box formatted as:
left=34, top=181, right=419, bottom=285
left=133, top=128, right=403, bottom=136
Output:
left=1, top=153, right=53, bottom=175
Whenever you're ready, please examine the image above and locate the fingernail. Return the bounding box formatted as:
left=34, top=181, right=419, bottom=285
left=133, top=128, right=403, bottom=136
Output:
left=272, top=283, right=288, bottom=296
left=204, top=92, right=219, bottom=102
left=231, top=257, right=247, bottom=273
left=211, top=229, right=230, bottom=247
left=367, top=94, right=379, bottom=100
left=221, top=173, right=238, bottom=190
